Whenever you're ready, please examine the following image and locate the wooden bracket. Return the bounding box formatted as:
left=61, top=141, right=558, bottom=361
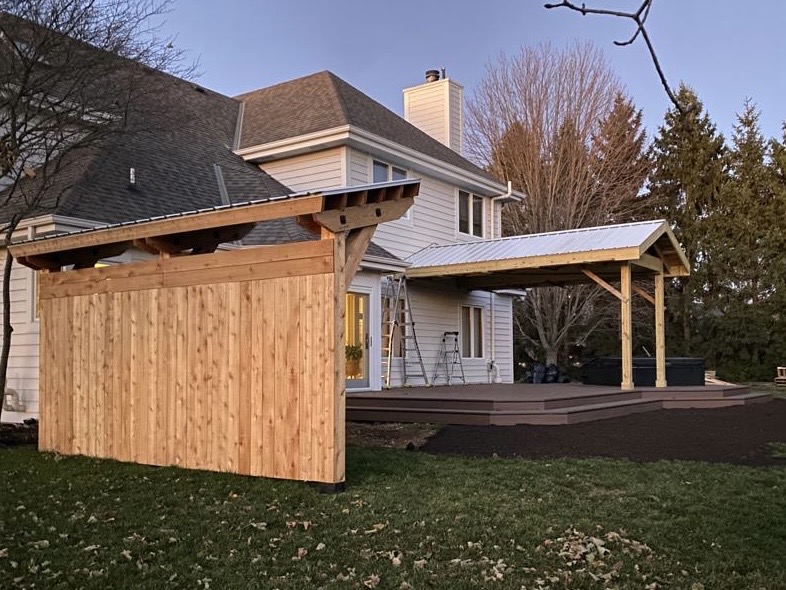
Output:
left=581, top=268, right=623, bottom=301
left=313, top=198, right=414, bottom=233
left=632, top=285, right=656, bottom=305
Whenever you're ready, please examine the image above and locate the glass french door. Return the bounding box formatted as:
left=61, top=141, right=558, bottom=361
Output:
left=345, top=292, right=369, bottom=389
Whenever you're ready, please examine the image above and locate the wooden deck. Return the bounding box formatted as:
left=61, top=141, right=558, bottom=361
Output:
left=346, top=383, right=771, bottom=426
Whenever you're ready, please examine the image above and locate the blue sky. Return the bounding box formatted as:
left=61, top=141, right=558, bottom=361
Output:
left=160, top=0, right=786, bottom=143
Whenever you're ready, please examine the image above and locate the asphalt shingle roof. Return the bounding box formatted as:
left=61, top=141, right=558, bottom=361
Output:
left=51, top=79, right=292, bottom=224
left=236, top=71, right=498, bottom=184
left=3, top=48, right=403, bottom=261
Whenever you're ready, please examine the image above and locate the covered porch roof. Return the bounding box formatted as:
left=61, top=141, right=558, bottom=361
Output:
left=404, top=220, right=690, bottom=392
left=404, top=220, right=689, bottom=290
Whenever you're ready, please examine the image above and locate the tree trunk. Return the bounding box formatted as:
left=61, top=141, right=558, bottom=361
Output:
left=544, top=347, right=558, bottom=366
left=0, top=242, right=15, bottom=427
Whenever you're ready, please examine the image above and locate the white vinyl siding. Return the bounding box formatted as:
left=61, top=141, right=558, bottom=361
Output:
left=403, top=78, right=463, bottom=154
left=372, top=175, right=458, bottom=258
left=448, top=81, right=464, bottom=154
left=383, top=281, right=514, bottom=388
left=259, top=147, right=343, bottom=192
left=348, top=149, right=370, bottom=186
left=403, top=82, right=447, bottom=146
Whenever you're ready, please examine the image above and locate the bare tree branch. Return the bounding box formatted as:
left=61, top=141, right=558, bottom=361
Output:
left=0, top=1, right=194, bottom=425
left=544, top=0, right=683, bottom=113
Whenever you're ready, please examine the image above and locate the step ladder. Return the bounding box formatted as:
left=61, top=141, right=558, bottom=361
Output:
left=432, top=331, right=466, bottom=385
left=382, top=275, right=429, bottom=388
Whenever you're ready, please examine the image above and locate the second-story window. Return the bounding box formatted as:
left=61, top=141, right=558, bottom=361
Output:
left=373, top=160, right=409, bottom=219
left=458, top=190, right=484, bottom=237
left=373, top=160, right=407, bottom=183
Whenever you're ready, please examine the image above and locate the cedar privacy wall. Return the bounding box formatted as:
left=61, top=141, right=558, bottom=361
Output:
left=37, top=239, right=346, bottom=484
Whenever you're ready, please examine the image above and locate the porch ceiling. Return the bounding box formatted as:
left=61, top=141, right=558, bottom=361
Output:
left=404, top=219, right=689, bottom=290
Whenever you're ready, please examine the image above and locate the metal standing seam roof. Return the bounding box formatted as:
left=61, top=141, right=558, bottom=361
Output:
left=406, top=220, right=679, bottom=269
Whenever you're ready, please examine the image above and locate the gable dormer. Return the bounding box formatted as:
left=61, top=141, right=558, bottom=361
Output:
left=403, top=69, right=463, bottom=155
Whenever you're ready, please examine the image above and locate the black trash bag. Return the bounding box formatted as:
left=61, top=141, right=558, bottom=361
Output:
left=532, top=362, right=546, bottom=384
left=545, top=364, right=559, bottom=384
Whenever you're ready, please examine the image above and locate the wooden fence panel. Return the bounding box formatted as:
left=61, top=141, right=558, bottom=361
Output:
left=38, top=243, right=343, bottom=483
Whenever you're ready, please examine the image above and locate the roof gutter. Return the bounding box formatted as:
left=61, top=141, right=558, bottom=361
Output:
left=360, top=254, right=410, bottom=273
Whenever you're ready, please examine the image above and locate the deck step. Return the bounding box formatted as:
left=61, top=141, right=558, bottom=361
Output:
left=348, top=391, right=642, bottom=412
left=347, top=398, right=664, bottom=427
left=492, top=399, right=663, bottom=426
left=662, top=392, right=772, bottom=409
left=640, top=385, right=750, bottom=400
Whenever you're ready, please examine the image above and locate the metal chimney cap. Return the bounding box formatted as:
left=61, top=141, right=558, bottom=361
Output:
left=425, top=69, right=440, bottom=83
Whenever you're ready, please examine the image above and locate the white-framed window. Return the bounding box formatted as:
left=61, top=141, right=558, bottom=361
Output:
left=460, top=305, right=483, bottom=358
left=373, top=160, right=407, bottom=184
left=373, top=160, right=410, bottom=219
left=458, top=190, right=484, bottom=237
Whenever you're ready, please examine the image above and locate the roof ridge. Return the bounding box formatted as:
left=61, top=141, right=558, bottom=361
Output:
left=324, top=71, right=351, bottom=125
left=234, top=70, right=332, bottom=101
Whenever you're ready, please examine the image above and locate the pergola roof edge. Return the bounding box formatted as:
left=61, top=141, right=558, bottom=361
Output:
left=404, top=219, right=691, bottom=288
left=10, top=179, right=420, bottom=268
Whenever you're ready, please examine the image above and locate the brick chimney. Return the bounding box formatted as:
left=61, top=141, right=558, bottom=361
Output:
left=403, top=69, right=463, bottom=155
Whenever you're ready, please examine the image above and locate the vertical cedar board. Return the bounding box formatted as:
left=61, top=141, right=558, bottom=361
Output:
left=37, top=242, right=343, bottom=484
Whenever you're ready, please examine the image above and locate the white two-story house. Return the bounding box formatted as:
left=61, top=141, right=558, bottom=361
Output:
left=234, top=70, right=521, bottom=392
left=2, top=65, right=521, bottom=417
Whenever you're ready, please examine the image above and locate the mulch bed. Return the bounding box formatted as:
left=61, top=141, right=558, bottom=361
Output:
left=421, top=399, right=786, bottom=466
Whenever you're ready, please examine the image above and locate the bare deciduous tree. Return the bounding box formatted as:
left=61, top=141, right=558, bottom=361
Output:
left=0, top=1, right=192, bottom=423
left=466, top=42, right=650, bottom=365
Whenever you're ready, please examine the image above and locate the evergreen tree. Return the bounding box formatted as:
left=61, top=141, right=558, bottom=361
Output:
left=647, top=85, right=726, bottom=355
left=701, top=102, right=786, bottom=380
left=713, top=101, right=773, bottom=307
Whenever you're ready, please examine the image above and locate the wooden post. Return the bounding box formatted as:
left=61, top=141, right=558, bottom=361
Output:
left=331, top=231, right=346, bottom=487
left=620, top=263, right=634, bottom=390
left=654, top=271, right=667, bottom=388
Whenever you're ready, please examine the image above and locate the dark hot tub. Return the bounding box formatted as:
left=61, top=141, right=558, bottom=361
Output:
left=581, top=357, right=705, bottom=387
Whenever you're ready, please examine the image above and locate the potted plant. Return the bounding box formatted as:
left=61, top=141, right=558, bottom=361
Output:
left=345, top=344, right=363, bottom=377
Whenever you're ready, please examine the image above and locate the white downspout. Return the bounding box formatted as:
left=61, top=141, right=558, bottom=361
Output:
left=489, top=181, right=513, bottom=240
left=487, top=181, right=512, bottom=383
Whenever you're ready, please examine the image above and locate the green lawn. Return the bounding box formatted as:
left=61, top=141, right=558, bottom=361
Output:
left=1, top=446, right=785, bottom=590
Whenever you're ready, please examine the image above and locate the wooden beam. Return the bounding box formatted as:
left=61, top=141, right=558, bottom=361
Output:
left=655, top=271, right=667, bottom=388
left=23, top=241, right=134, bottom=271
left=9, top=195, right=325, bottom=261
left=620, top=263, right=634, bottom=391
left=344, top=226, right=376, bottom=285
left=582, top=268, right=623, bottom=301
left=631, top=253, right=664, bottom=273
left=406, top=246, right=643, bottom=279
left=313, top=197, right=414, bottom=233
left=139, top=236, right=190, bottom=255
left=632, top=285, right=656, bottom=305
left=17, top=255, right=63, bottom=272
left=39, top=240, right=335, bottom=299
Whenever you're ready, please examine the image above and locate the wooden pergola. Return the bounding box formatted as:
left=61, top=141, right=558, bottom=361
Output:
left=10, top=180, right=419, bottom=489
left=405, top=220, right=690, bottom=390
